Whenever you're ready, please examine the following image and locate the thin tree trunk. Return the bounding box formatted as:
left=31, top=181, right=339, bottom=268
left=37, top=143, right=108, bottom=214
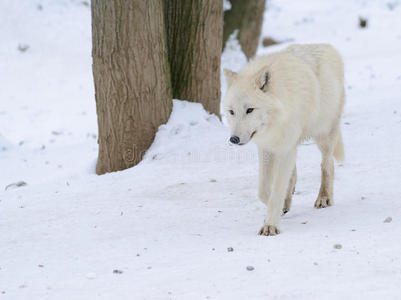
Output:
left=164, top=0, right=223, bottom=116
left=92, top=0, right=172, bottom=174
left=223, top=0, right=266, bottom=59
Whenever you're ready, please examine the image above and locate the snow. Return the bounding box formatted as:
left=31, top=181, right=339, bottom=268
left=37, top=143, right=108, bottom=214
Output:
left=1, top=0, right=401, bottom=299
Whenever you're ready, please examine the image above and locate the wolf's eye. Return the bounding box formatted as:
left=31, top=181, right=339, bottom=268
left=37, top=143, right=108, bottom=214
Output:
left=246, top=108, right=254, bottom=114
left=229, top=110, right=234, bottom=116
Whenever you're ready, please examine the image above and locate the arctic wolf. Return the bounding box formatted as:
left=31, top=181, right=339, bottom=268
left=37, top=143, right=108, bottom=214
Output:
left=223, top=44, right=345, bottom=235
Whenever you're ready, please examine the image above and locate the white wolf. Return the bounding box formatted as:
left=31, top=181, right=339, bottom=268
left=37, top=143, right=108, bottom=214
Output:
left=223, top=44, right=345, bottom=235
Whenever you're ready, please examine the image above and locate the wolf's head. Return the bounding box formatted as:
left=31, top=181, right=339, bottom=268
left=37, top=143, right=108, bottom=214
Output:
left=223, top=68, right=278, bottom=146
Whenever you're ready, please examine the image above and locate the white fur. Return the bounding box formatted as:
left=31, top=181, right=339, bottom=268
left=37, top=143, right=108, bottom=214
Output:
left=223, top=44, right=345, bottom=235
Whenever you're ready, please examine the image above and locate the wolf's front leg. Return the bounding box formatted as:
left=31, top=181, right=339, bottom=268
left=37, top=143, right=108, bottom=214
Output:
left=258, top=148, right=275, bottom=205
left=259, top=149, right=297, bottom=236
left=283, top=166, right=297, bottom=214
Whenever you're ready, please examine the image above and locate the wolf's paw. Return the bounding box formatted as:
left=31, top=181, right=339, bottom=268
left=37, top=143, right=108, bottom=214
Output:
left=258, top=224, right=280, bottom=236
left=314, top=196, right=332, bottom=208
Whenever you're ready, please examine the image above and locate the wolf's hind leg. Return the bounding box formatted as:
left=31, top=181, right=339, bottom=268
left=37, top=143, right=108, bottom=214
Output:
left=314, top=129, right=339, bottom=208
left=283, top=166, right=297, bottom=214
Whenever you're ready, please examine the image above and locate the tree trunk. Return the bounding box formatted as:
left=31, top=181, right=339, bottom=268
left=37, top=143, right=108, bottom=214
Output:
left=91, top=0, right=172, bottom=175
left=223, top=0, right=266, bottom=59
left=164, top=0, right=223, bottom=116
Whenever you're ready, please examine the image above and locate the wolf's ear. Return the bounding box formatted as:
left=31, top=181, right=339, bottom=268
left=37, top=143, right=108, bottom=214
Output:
left=259, top=71, right=270, bottom=92
left=224, top=69, right=238, bottom=87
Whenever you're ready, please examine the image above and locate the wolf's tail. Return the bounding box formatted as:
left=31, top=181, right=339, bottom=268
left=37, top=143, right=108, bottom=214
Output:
left=333, top=131, right=345, bottom=162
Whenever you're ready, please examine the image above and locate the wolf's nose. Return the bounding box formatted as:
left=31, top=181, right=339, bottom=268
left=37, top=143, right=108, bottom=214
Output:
left=230, top=136, right=240, bottom=144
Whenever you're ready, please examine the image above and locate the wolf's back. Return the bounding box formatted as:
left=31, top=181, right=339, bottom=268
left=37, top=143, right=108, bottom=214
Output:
left=285, top=44, right=344, bottom=83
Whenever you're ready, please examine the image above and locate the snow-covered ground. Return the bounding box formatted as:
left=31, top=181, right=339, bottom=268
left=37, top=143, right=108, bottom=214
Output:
left=1, top=0, right=401, bottom=299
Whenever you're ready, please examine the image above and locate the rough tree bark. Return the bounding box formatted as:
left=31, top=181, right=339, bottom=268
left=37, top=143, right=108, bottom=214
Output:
left=92, top=0, right=172, bottom=174
left=223, top=0, right=266, bottom=59
left=164, top=0, right=223, bottom=116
